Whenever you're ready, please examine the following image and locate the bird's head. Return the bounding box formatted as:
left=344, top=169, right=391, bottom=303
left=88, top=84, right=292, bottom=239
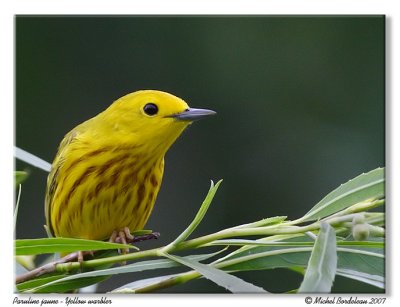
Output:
left=97, top=90, right=216, bottom=155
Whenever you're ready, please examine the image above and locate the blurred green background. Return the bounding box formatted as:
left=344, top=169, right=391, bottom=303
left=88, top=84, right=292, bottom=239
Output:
left=15, top=16, right=384, bottom=293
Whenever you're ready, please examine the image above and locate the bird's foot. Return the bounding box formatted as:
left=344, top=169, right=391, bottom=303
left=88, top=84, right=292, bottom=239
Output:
left=109, top=227, right=134, bottom=265
left=109, top=228, right=160, bottom=265
left=111, top=228, right=160, bottom=245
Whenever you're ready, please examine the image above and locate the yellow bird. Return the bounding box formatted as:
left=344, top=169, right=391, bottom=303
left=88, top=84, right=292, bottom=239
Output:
left=45, top=90, right=215, bottom=245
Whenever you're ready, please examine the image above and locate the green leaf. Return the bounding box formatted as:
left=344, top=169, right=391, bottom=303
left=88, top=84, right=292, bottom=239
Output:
left=336, top=269, right=384, bottom=289
left=337, top=247, right=384, bottom=277
left=218, top=236, right=383, bottom=286
left=300, top=168, right=384, bottom=222
left=112, top=273, right=180, bottom=293
left=208, top=239, right=315, bottom=247
left=298, top=222, right=337, bottom=293
left=221, top=246, right=313, bottom=271
left=163, top=179, right=222, bottom=251
left=15, top=171, right=29, bottom=186
left=208, top=239, right=383, bottom=249
left=232, top=216, right=288, bottom=229
left=26, top=249, right=226, bottom=293
left=162, top=252, right=267, bottom=293
left=336, top=240, right=384, bottom=248
left=216, top=234, right=315, bottom=269
left=15, top=255, right=36, bottom=271
left=15, top=238, right=133, bottom=255
left=17, top=275, right=68, bottom=292
left=20, top=274, right=109, bottom=293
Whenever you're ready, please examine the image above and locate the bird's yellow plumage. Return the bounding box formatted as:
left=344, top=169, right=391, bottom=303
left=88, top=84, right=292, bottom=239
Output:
left=45, top=90, right=215, bottom=241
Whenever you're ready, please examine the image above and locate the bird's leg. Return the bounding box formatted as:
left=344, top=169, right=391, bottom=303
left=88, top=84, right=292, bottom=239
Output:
left=77, top=250, right=95, bottom=269
left=77, top=251, right=84, bottom=264
left=109, top=227, right=134, bottom=265
left=110, top=227, right=133, bottom=253
left=123, top=227, right=134, bottom=241
left=118, top=229, right=129, bottom=254
left=109, top=230, right=118, bottom=243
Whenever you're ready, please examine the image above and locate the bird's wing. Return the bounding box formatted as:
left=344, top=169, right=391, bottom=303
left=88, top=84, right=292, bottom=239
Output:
left=44, top=129, right=79, bottom=237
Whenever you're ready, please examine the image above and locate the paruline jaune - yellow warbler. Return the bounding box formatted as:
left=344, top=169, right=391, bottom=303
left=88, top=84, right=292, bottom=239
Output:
left=45, top=90, right=215, bottom=244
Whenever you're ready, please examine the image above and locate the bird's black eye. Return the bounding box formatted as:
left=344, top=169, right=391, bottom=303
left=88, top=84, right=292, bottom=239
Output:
left=143, top=103, right=158, bottom=116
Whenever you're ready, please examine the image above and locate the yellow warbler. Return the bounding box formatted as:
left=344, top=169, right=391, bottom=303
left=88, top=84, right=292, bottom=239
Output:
left=45, top=90, right=215, bottom=243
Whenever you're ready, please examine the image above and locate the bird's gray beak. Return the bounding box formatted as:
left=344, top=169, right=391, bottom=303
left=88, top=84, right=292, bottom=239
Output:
left=172, top=108, right=216, bottom=121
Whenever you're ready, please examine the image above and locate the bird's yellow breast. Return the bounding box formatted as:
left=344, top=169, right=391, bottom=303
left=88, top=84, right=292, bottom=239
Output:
left=48, top=140, right=164, bottom=240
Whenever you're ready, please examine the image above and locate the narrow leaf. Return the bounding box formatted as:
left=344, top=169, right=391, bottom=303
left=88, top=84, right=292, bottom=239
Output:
left=15, top=255, right=36, bottom=271
left=336, top=269, right=384, bottom=289
left=221, top=247, right=313, bottom=272
left=220, top=244, right=383, bottom=283
left=337, top=240, right=384, bottom=248
left=14, top=184, right=22, bottom=232
left=300, top=168, right=384, bottom=222
left=14, top=146, right=52, bottom=172
left=26, top=249, right=226, bottom=293
left=298, top=222, right=337, bottom=293
left=15, top=238, right=133, bottom=255
left=337, top=247, right=384, bottom=277
left=219, top=236, right=383, bottom=278
left=17, top=275, right=67, bottom=292
left=232, top=216, right=287, bottom=229
left=21, top=275, right=109, bottom=293
left=208, top=239, right=315, bottom=247
left=164, top=179, right=222, bottom=251
left=15, top=171, right=29, bottom=186
left=112, top=273, right=180, bottom=293
left=162, top=252, right=267, bottom=293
